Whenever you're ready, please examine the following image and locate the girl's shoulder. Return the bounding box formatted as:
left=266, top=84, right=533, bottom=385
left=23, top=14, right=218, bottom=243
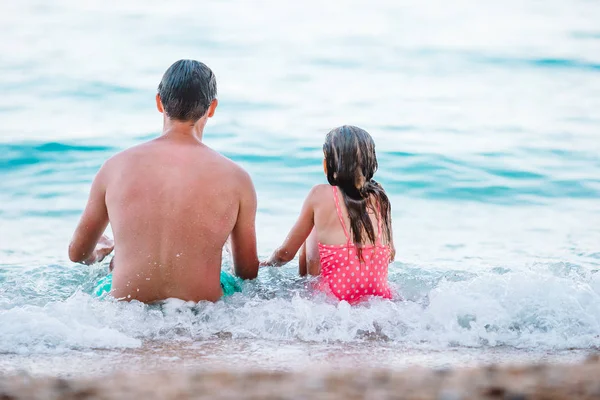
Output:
left=303, top=184, right=334, bottom=209
left=306, top=184, right=332, bottom=200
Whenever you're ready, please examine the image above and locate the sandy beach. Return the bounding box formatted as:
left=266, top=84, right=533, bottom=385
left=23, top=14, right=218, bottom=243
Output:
left=1, top=354, right=599, bottom=399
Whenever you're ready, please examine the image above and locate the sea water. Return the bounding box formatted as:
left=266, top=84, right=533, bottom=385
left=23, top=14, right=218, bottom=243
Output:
left=1, top=0, right=600, bottom=375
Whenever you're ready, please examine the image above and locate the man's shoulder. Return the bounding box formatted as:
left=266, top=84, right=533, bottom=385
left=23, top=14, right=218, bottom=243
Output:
left=103, top=142, right=151, bottom=164
left=94, top=142, right=160, bottom=183
left=204, top=147, right=253, bottom=184
left=102, top=141, right=253, bottom=185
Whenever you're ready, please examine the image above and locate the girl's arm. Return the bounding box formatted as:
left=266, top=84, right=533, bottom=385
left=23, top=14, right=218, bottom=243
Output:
left=389, top=214, right=396, bottom=262
left=390, top=229, right=396, bottom=262
left=263, top=187, right=317, bottom=267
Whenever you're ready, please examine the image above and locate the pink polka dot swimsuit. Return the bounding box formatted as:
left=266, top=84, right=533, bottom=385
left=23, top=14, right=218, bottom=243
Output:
left=317, top=186, right=393, bottom=304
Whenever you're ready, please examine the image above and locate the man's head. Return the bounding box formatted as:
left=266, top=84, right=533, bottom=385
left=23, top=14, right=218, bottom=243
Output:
left=157, top=60, right=218, bottom=122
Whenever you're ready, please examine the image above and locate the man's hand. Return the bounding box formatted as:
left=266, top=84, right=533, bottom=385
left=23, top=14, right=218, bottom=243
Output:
left=94, top=235, right=114, bottom=263
left=78, top=235, right=114, bottom=265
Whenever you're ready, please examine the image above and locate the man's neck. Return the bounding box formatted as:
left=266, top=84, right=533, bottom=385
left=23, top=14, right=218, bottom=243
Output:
left=161, top=117, right=207, bottom=143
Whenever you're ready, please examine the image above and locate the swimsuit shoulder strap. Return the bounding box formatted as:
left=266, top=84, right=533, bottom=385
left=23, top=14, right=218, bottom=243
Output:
left=376, top=200, right=383, bottom=246
left=332, top=186, right=351, bottom=242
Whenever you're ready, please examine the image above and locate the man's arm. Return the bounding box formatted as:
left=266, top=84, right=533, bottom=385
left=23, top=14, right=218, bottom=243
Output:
left=230, top=170, right=259, bottom=280
left=68, top=164, right=113, bottom=264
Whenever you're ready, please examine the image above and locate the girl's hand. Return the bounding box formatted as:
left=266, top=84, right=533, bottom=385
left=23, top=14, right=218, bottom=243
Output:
left=259, top=260, right=273, bottom=267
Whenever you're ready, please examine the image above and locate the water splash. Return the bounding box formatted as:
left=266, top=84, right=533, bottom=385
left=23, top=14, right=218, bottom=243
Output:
left=1, top=263, right=599, bottom=354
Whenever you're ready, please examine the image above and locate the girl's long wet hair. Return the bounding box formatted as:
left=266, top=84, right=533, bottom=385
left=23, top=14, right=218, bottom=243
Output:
left=323, top=126, right=392, bottom=257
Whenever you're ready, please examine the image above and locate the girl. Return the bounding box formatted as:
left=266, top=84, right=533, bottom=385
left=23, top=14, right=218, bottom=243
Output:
left=262, top=125, right=395, bottom=304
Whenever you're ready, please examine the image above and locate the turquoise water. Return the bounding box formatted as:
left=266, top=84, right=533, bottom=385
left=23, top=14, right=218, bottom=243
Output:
left=1, top=0, right=600, bottom=368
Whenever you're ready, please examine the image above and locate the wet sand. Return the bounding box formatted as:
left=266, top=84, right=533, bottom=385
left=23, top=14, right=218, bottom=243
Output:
left=0, top=339, right=590, bottom=377
left=1, top=354, right=599, bottom=399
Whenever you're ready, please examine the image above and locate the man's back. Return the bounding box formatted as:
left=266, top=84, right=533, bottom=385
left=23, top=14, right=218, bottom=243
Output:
left=68, top=59, right=259, bottom=302
left=104, top=137, right=253, bottom=302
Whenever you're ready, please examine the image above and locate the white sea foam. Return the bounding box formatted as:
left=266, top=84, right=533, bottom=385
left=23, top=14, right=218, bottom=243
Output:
left=1, top=266, right=599, bottom=354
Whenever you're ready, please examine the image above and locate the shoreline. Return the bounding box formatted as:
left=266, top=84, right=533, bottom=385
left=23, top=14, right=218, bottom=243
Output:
left=0, top=341, right=591, bottom=377
left=1, top=355, right=599, bottom=399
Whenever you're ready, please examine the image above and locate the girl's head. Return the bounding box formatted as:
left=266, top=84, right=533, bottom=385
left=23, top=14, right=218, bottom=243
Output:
left=322, top=126, right=392, bottom=250
left=323, top=125, right=378, bottom=199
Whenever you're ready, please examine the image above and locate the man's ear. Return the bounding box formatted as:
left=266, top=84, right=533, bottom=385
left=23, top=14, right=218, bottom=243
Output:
left=207, top=99, right=218, bottom=118
left=156, top=94, right=164, bottom=113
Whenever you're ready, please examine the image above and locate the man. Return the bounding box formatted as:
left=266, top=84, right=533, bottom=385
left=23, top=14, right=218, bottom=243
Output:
left=69, top=60, right=259, bottom=302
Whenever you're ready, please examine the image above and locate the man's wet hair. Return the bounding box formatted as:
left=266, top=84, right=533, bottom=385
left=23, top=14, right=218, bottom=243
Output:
left=157, top=59, right=217, bottom=122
